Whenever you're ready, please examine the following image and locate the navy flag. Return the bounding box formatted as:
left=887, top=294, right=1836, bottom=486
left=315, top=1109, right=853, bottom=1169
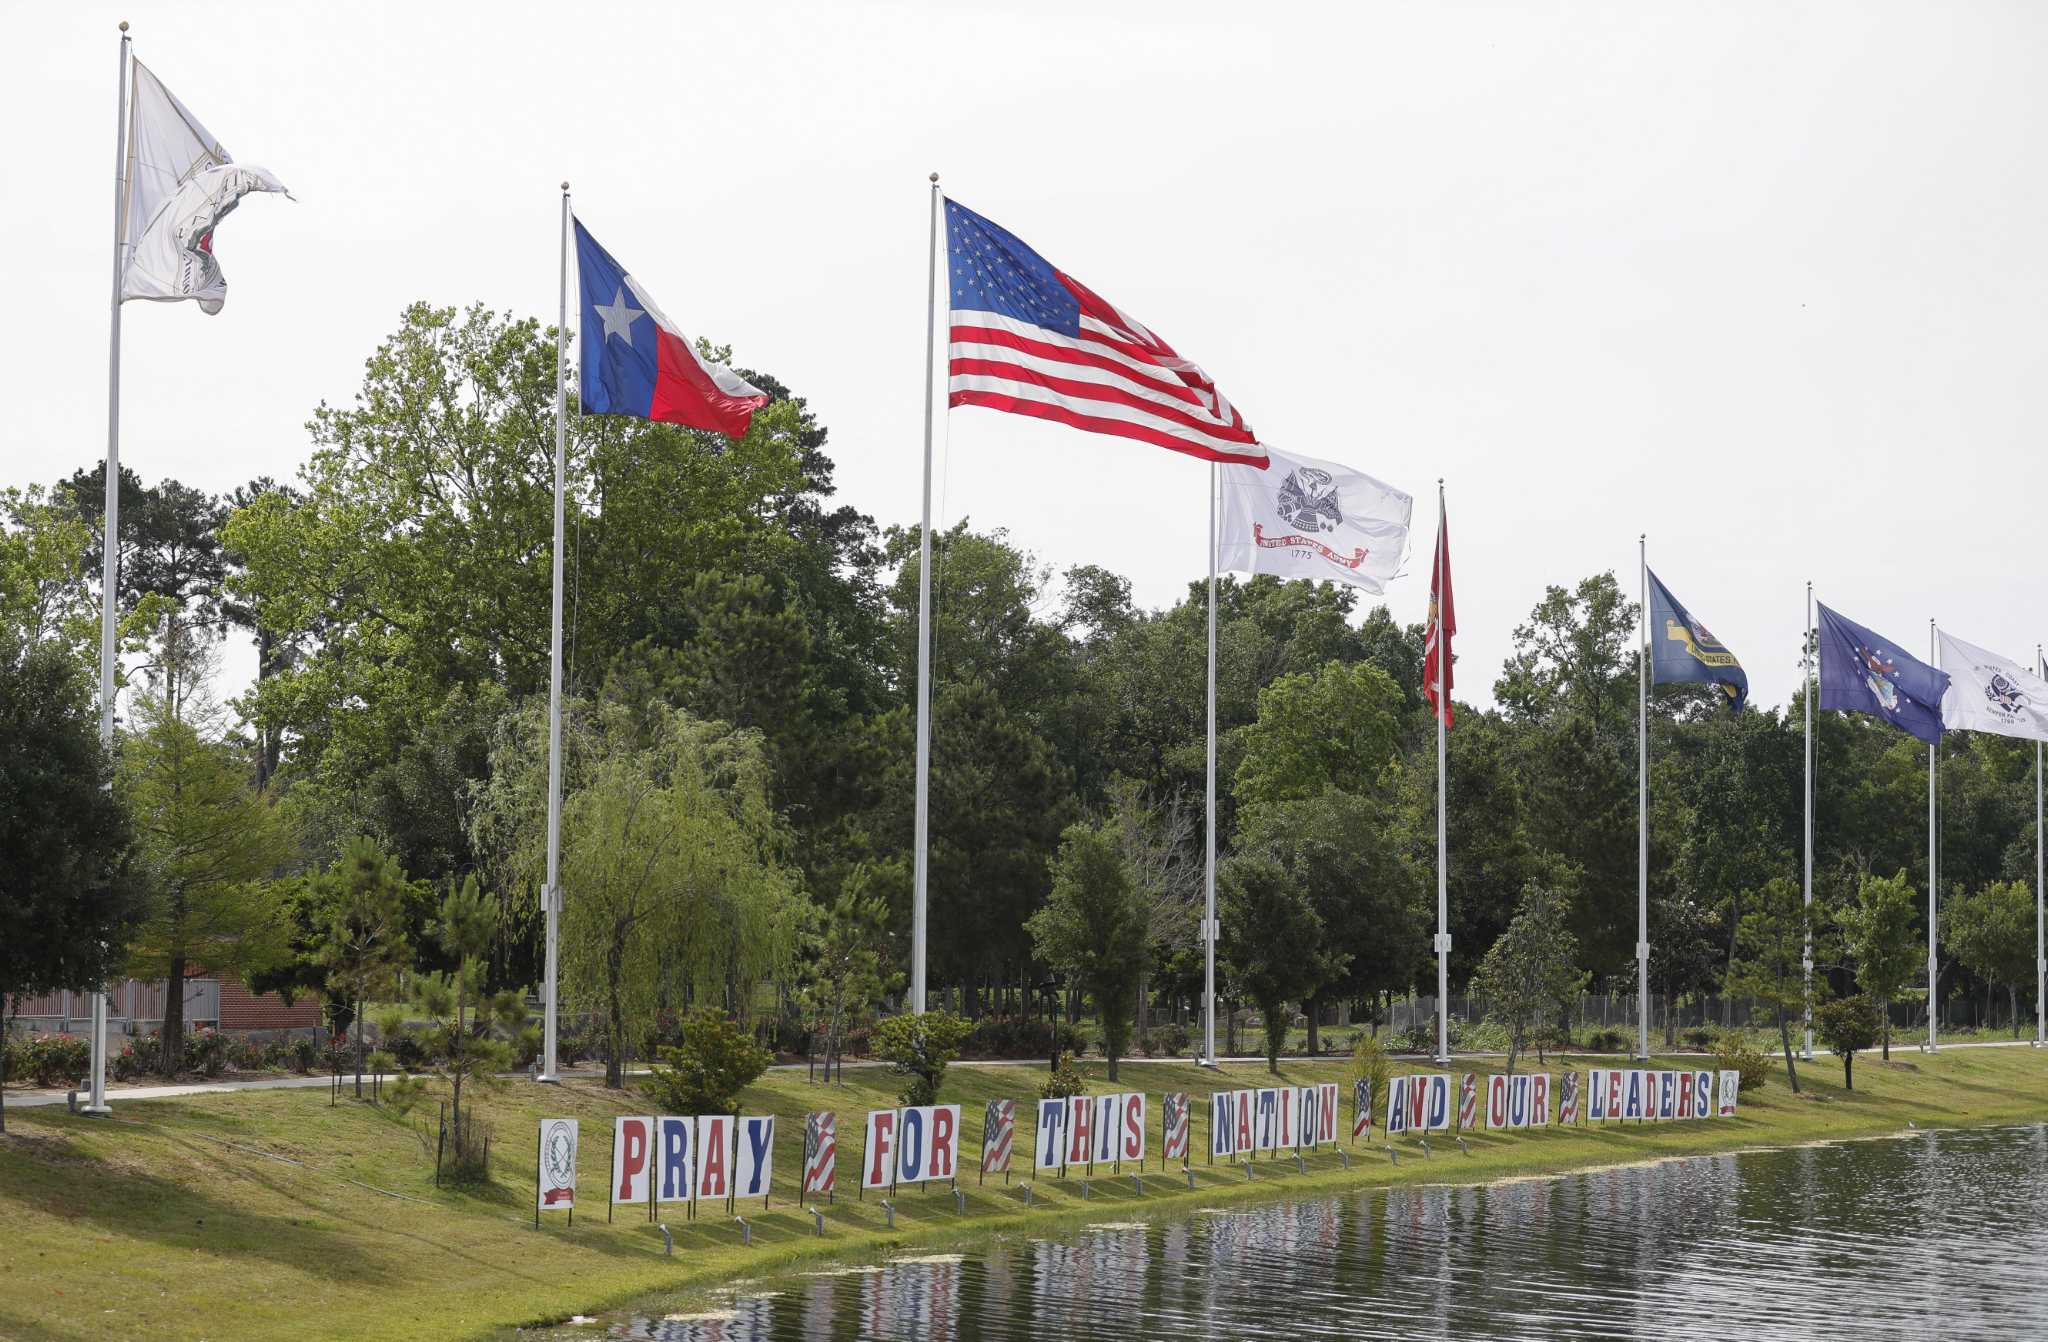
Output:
left=1646, top=569, right=1747, bottom=711
left=1817, top=603, right=1949, bottom=744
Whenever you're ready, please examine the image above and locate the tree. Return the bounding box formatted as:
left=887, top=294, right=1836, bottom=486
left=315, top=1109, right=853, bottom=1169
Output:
left=389, top=875, right=531, bottom=1160
left=0, top=633, right=144, bottom=1132
left=798, top=865, right=901, bottom=1079
left=1946, top=879, right=2035, bottom=1036
left=872, top=1010, right=972, bottom=1106
left=1027, top=821, right=1151, bottom=1081
left=1469, top=882, right=1581, bottom=1074
left=1493, top=572, right=1639, bottom=738
left=643, top=1008, right=772, bottom=1114
left=120, top=680, right=295, bottom=1075
left=1218, top=854, right=1325, bottom=1073
left=469, top=696, right=799, bottom=1087
left=1814, top=994, right=1879, bottom=1090
left=1232, top=660, right=1403, bottom=814
left=1837, top=869, right=1920, bottom=1059
left=1726, top=876, right=1816, bottom=1093
left=312, top=839, right=413, bottom=1098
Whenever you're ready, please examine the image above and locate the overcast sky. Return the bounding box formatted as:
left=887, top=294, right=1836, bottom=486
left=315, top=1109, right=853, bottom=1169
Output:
left=8, top=0, right=2046, bottom=715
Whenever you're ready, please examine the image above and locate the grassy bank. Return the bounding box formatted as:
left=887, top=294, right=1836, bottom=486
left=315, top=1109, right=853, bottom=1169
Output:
left=5, top=1046, right=2046, bottom=1342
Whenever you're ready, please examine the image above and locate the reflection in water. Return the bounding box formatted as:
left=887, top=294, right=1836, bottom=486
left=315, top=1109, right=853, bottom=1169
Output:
left=614, top=1125, right=2048, bottom=1340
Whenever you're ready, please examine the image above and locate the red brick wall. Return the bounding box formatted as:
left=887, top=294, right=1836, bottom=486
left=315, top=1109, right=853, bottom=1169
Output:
left=216, top=978, right=324, bottom=1030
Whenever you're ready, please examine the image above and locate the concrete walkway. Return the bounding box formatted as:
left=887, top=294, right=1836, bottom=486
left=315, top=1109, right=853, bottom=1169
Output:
left=6, top=1038, right=2038, bottom=1112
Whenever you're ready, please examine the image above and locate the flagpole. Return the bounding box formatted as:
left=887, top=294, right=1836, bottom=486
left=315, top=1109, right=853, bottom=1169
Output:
left=1801, top=582, right=1814, bottom=1061
left=1927, top=617, right=1939, bottom=1053
left=2035, top=644, right=2043, bottom=1049
left=911, top=173, right=940, bottom=1015
left=1202, top=461, right=1218, bottom=1067
left=538, top=182, right=570, bottom=1084
left=1433, top=481, right=1449, bottom=1067
left=1636, top=534, right=1649, bottom=1061
left=86, top=19, right=133, bottom=1120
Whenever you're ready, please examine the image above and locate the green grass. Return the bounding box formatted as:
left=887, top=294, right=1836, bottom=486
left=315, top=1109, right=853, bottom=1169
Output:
left=4, top=1046, right=2047, bottom=1342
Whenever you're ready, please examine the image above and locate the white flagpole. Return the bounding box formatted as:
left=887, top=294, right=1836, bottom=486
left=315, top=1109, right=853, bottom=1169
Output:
left=86, top=20, right=134, bottom=1120
left=540, top=182, right=569, bottom=1084
left=1433, top=482, right=1449, bottom=1066
left=1802, top=582, right=1814, bottom=1061
left=1202, top=461, right=1218, bottom=1066
left=1927, top=618, right=1939, bottom=1053
left=1636, top=535, right=1649, bottom=1060
left=2036, top=644, right=2044, bottom=1049
left=911, top=174, right=940, bottom=1014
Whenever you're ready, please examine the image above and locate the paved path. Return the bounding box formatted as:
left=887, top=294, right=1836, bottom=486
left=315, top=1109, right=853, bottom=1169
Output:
left=6, top=1038, right=2039, bottom=1111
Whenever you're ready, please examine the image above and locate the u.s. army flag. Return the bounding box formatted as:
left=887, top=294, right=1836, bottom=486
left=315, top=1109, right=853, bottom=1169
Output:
left=1938, top=631, right=2048, bottom=742
left=121, top=58, right=288, bottom=314
left=1217, top=447, right=1411, bottom=594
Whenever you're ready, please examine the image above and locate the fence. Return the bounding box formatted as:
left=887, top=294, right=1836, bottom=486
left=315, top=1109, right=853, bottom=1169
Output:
left=7, top=979, right=221, bottom=1037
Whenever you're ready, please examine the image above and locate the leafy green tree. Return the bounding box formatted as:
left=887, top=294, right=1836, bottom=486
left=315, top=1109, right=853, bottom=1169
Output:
left=872, top=1010, right=972, bottom=1105
left=1945, top=879, right=2035, bottom=1036
left=1726, top=876, right=1817, bottom=1094
left=643, top=1008, right=772, bottom=1114
left=312, top=839, right=414, bottom=1098
left=1233, top=660, right=1403, bottom=814
left=1218, top=854, right=1325, bottom=1073
left=1, top=486, right=99, bottom=661
left=387, top=875, right=532, bottom=1155
left=1027, top=821, right=1151, bottom=1081
left=1814, top=994, right=1879, bottom=1090
left=1470, top=882, right=1581, bottom=1074
left=798, top=865, right=901, bottom=1078
left=120, top=683, right=296, bottom=1075
left=0, top=633, right=144, bottom=1131
left=1837, top=869, right=1920, bottom=1059
left=1493, top=571, right=1639, bottom=737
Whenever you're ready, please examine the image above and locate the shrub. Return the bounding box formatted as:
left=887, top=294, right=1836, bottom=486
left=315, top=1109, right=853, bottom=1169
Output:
left=1681, top=1027, right=1717, bottom=1053
left=110, top=1039, right=150, bottom=1082
left=1039, top=1056, right=1086, bottom=1099
left=641, top=1009, right=772, bottom=1115
left=1141, top=1023, right=1190, bottom=1058
left=1709, top=1031, right=1771, bottom=1093
left=16, top=1034, right=91, bottom=1088
left=961, top=1014, right=1083, bottom=1060
left=1586, top=1028, right=1628, bottom=1053
left=1348, top=1033, right=1393, bottom=1103
left=287, top=1036, right=320, bottom=1074
left=184, top=1029, right=230, bottom=1078
left=872, top=1010, right=973, bottom=1106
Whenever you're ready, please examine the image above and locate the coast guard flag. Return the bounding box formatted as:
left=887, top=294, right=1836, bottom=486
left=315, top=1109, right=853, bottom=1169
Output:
left=1938, top=632, right=2048, bottom=742
left=1218, top=448, right=1411, bottom=593
left=944, top=198, right=1265, bottom=467
left=120, top=58, right=288, bottom=314
left=1647, top=569, right=1747, bottom=711
left=574, top=219, right=769, bottom=437
left=1817, top=604, right=1948, bottom=744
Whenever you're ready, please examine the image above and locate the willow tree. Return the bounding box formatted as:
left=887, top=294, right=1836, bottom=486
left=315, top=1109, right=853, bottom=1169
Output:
left=472, top=697, right=800, bottom=1087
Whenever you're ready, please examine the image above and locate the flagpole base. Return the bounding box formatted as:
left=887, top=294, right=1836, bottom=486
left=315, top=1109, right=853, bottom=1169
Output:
left=79, top=1103, right=113, bottom=1117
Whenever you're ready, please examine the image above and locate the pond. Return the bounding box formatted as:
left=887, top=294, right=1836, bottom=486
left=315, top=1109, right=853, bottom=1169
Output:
left=605, top=1124, right=2048, bottom=1340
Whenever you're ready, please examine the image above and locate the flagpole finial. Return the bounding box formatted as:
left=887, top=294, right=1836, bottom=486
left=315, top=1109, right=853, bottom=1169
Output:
left=929, top=172, right=940, bottom=184
left=118, top=19, right=128, bottom=30
left=560, top=180, right=569, bottom=192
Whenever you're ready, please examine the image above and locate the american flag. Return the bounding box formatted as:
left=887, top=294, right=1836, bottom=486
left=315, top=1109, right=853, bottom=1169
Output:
left=1458, top=1073, right=1478, bottom=1132
left=1352, top=1080, right=1373, bottom=1141
left=802, top=1111, right=836, bottom=1197
left=944, top=198, right=1267, bottom=468
left=981, top=1099, right=1013, bottom=1175
left=1161, top=1092, right=1189, bottom=1163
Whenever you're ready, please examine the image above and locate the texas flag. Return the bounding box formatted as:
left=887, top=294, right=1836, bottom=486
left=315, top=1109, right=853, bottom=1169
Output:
left=573, top=218, right=769, bottom=437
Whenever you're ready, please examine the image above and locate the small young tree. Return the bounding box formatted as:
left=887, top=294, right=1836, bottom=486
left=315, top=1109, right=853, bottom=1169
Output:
left=1469, top=882, right=1580, bottom=1075
left=643, top=1008, right=772, bottom=1114
left=871, top=1010, right=972, bottom=1106
left=398, top=875, right=532, bottom=1164
left=798, top=866, right=900, bottom=1082
left=1027, top=820, right=1151, bottom=1082
left=313, top=838, right=412, bottom=1099
left=1837, top=870, right=1920, bottom=1060
left=1945, top=880, right=2034, bottom=1036
left=1218, top=855, right=1325, bottom=1074
left=1726, top=876, right=1816, bottom=1094
left=1814, top=994, right=1879, bottom=1090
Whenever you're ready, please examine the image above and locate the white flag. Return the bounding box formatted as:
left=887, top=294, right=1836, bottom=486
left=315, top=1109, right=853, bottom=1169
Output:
left=120, top=58, right=288, bottom=314
left=1937, top=631, right=2048, bottom=742
left=1217, top=447, right=1412, bottom=594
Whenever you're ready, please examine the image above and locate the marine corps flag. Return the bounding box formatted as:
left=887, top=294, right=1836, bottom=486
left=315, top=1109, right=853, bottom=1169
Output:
left=1423, top=494, right=1454, bottom=728
left=1646, top=569, right=1747, bottom=711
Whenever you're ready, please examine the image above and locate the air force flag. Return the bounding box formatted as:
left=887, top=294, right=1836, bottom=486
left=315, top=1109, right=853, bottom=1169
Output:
left=1937, top=632, right=2048, bottom=743
left=1646, top=569, right=1747, bottom=711
left=1817, top=604, right=1949, bottom=744
left=1218, top=447, right=1412, bottom=595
